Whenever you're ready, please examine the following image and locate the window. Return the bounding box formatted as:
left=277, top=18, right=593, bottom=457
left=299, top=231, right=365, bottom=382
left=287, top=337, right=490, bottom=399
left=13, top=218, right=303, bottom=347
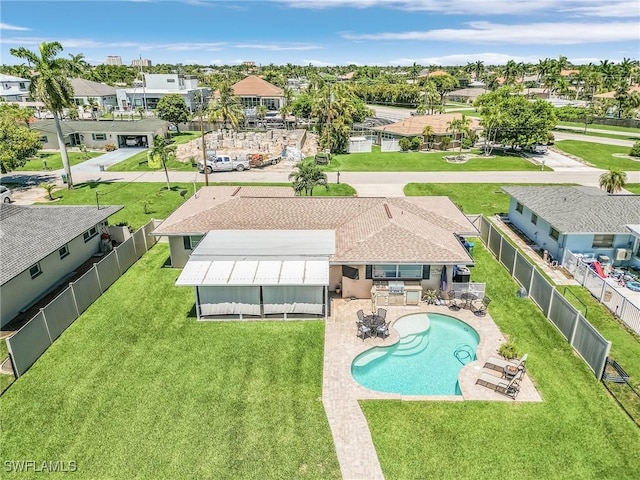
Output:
left=29, top=263, right=42, bottom=279
left=515, top=202, right=524, bottom=214
left=92, top=133, right=107, bottom=141
left=83, top=226, right=98, bottom=242
left=183, top=235, right=203, bottom=250
left=59, top=244, right=70, bottom=259
left=531, top=213, right=538, bottom=225
left=40, top=136, right=48, bottom=143
left=367, top=264, right=425, bottom=280
left=592, top=234, right=614, bottom=248
left=549, top=227, right=559, bottom=241
left=167, top=79, right=176, bottom=83
left=19, top=82, right=26, bottom=90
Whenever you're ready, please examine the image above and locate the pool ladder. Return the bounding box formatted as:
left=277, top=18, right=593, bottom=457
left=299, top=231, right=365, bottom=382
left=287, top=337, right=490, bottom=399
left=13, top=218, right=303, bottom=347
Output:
left=453, top=344, right=475, bottom=365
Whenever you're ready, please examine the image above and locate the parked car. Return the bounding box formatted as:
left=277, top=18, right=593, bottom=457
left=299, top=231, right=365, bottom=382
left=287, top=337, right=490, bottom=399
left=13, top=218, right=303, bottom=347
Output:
left=0, top=185, right=12, bottom=203
left=125, top=136, right=138, bottom=146
left=198, top=152, right=250, bottom=173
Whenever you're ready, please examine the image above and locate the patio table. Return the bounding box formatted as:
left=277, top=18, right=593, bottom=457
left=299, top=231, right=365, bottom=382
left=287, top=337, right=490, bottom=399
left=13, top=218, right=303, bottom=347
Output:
left=460, top=292, right=478, bottom=309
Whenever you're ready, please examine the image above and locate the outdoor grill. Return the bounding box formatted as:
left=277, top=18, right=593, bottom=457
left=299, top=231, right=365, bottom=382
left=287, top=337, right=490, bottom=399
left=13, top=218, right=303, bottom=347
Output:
left=388, top=281, right=405, bottom=295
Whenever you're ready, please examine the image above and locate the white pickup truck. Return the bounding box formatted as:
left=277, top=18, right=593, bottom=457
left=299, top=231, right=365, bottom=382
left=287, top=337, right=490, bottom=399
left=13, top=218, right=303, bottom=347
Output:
left=198, top=152, right=250, bottom=173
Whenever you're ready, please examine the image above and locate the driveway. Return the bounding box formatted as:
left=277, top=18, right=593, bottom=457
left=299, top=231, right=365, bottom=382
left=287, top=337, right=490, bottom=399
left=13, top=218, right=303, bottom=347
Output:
left=68, top=148, right=147, bottom=173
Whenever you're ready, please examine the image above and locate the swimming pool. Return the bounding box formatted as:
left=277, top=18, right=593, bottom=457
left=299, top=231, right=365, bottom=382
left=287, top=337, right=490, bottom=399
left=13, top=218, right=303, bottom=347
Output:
left=351, top=313, right=480, bottom=395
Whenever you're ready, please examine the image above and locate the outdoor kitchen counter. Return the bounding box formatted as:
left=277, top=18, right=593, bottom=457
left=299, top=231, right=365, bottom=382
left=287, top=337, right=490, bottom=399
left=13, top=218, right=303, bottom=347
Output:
left=370, top=283, right=422, bottom=306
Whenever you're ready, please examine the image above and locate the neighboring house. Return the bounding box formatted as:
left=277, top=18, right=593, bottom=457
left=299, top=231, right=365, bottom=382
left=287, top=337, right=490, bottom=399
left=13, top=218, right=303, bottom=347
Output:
left=116, top=73, right=210, bottom=112
left=71, top=78, right=118, bottom=110
left=230, top=75, right=285, bottom=110
left=0, top=73, right=30, bottom=102
left=503, top=186, right=640, bottom=267
left=593, top=85, right=640, bottom=100
left=372, top=113, right=481, bottom=150
left=152, top=186, right=477, bottom=319
left=445, top=88, right=489, bottom=104
left=0, top=204, right=122, bottom=327
left=32, top=118, right=169, bottom=149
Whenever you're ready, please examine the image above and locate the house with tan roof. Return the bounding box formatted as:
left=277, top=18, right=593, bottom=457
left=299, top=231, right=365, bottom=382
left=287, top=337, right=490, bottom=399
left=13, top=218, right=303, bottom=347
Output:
left=231, top=75, right=285, bottom=111
left=152, top=186, right=477, bottom=319
left=372, top=113, right=482, bottom=150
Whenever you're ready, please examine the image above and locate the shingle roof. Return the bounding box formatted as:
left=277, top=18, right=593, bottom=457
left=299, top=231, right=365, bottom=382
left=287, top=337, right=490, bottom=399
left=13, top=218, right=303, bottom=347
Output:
left=32, top=118, right=169, bottom=135
left=0, top=204, right=122, bottom=285
left=372, top=113, right=481, bottom=136
left=0, top=74, right=29, bottom=82
left=231, top=75, right=284, bottom=97
left=71, top=78, right=116, bottom=97
left=502, top=186, right=640, bottom=234
left=153, top=187, right=477, bottom=264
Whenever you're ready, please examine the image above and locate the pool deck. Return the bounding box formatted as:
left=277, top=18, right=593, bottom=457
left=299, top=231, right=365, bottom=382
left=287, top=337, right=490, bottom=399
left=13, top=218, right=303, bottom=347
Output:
left=322, top=299, right=542, bottom=480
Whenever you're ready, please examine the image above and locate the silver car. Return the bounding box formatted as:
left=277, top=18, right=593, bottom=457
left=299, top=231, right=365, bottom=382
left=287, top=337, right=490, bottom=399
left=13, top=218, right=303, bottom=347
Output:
left=0, top=185, right=12, bottom=203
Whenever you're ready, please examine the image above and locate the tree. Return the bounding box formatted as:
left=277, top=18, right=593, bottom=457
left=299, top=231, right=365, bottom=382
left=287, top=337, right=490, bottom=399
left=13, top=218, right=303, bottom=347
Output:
left=422, top=125, right=435, bottom=150
left=0, top=117, right=41, bottom=173
left=0, top=103, right=33, bottom=128
left=40, top=182, right=56, bottom=201
left=207, top=81, right=244, bottom=130
left=599, top=169, right=627, bottom=194
left=630, top=141, right=640, bottom=158
left=288, top=162, right=328, bottom=196
left=446, top=114, right=472, bottom=152
left=156, top=94, right=189, bottom=133
left=10, top=41, right=76, bottom=188
left=151, top=135, right=172, bottom=190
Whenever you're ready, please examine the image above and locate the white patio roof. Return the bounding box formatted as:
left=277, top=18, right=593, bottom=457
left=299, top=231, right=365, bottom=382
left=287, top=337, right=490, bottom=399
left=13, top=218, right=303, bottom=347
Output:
left=176, top=259, right=329, bottom=286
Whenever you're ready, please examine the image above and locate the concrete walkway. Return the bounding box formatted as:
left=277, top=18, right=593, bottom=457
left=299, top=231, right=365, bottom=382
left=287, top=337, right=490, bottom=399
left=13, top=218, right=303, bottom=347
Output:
left=68, top=147, right=147, bottom=173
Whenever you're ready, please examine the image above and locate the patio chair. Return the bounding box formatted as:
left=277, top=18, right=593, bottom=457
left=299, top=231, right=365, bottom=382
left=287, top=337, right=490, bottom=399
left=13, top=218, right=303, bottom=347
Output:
left=356, top=309, right=366, bottom=323
left=376, top=308, right=387, bottom=321
left=483, top=353, right=528, bottom=378
left=375, top=321, right=390, bottom=340
left=356, top=321, right=372, bottom=341
left=475, top=371, right=520, bottom=399
left=471, top=296, right=491, bottom=316
left=448, top=291, right=462, bottom=311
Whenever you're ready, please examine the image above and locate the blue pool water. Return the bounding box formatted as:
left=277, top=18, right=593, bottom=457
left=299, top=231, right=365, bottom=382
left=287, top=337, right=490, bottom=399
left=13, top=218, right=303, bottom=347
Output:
left=351, top=313, right=480, bottom=395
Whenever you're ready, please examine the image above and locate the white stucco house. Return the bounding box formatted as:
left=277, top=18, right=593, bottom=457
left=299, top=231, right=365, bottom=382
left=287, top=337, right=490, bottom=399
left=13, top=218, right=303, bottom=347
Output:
left=71, top=78, right=118, bottom=111
left=0, top=204, right=122, bottom=327
left=0, top=73, right=30, bottom=103
left=116, top=73, right=210, bottom=112
left=503, top=186, right=640, bottom=268
left=152, top=186, right=478, bottom=319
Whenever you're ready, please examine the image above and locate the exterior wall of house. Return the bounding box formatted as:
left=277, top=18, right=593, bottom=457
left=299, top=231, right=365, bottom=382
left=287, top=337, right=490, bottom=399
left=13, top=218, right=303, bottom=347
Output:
left=75, top=95, right=118, bottom=108
left=564, top=233, right=636, bottom=266
left=508, top=198, right=564, bottom=259
left=0, top=226, right=104, bottom=327
left=0, top=78, right=30, bottom=101
left=168, top=236, right=192, bottom=268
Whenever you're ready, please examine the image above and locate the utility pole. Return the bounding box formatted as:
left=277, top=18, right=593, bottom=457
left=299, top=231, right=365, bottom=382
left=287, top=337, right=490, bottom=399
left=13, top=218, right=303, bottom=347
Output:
left=199, top=92, right=209, bottom=186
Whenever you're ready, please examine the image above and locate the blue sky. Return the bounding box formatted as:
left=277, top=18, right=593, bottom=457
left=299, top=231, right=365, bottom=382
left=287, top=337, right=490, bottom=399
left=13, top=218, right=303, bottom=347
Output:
left=1, top=0, right=638, bottom=67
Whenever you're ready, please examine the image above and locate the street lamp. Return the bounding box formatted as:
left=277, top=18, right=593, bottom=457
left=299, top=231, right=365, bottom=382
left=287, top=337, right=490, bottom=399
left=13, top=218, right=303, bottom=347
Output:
left=198, top=91, right=209, bottom=186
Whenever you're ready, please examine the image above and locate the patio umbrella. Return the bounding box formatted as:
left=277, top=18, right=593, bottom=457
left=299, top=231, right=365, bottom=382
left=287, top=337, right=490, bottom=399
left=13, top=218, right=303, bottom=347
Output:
left=440, top=265, right=448, bottom=292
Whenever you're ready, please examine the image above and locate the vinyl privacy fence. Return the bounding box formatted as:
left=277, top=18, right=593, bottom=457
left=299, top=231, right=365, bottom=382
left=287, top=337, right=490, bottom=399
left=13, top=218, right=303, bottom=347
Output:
left=479, top=216, right=611, bottom=379
left=561, top=250, right=640, bottom=335
left=6, top=220, right=161, bottom=378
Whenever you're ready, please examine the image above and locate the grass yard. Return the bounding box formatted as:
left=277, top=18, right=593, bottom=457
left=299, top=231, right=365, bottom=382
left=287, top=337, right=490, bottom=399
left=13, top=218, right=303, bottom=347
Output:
left=169, top=130, right=202, bottom=145
left=322, top=148, right=548, bottom=172
left=362, top=243, right=640, bottom=479
left=38, top=181, right=356, bottom=229
left=625, top=184, right=640, bottom=194
left=555, top=140, right=640, bottom=170
left=0, top=245, right=340, bottom=479
left=404, top=183, right=574, bottom=216
left=16, top=151, right=103, bottom=171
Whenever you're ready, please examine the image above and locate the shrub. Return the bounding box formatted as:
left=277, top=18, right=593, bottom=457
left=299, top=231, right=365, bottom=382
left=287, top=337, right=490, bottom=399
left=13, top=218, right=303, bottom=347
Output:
left=498, top=342, right=518, bottom=360
left=399, top=137, right=412, bottom=152
left=410, top=136, right=422, bottom=151
left=104, top=144, right=116, bottom=152
left=630, top=141, right=640, bottom=158
left=40, top=182, right=56, bottom=201
left=547, top=131, right=555, bottom=144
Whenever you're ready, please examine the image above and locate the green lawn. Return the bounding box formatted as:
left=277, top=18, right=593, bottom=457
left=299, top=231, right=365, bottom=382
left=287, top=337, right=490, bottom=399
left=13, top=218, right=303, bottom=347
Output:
left=554, top=140, right=640, bottom=170
left=39, top=182, right=356, bottom=229
left=0, top=245, right=340, bottom=479
left=362, top=243, right=640, bottom=479
left=404, top=183, right=574, bottom=216
left=625, top=184, right=640, bottom=194
left=169, top=130, right=202, bottom=144
left=322, top=148, right=548, bottom=172
left=16, top=151, right=103, bottom=171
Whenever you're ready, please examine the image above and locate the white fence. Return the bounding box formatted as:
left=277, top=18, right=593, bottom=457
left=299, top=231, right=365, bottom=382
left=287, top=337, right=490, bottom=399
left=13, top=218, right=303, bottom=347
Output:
left=561, top=250, right=640, bottom=335
left=381, top=139, right=400, bottom=152
left=347, top=137, right=373, bottom=153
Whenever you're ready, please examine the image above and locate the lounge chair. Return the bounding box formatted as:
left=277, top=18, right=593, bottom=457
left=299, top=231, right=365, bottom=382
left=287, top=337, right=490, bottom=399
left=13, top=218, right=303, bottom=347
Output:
left=483, top=353, right=528, bottom=377
left=475, top=372, right=520, bottom=399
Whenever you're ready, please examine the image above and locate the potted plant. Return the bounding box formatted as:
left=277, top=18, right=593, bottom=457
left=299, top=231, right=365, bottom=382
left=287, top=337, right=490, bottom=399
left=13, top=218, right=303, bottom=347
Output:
left=422, top=289, right=439, bottom=305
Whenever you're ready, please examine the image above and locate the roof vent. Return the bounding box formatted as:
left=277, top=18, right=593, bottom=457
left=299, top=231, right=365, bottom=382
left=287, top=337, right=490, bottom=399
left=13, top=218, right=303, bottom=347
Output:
left=383, top=203, right=392, bottom=219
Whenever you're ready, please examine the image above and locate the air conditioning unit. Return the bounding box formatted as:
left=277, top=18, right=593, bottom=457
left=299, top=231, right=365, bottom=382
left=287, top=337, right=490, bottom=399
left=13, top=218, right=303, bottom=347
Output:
left=624, top=250, right=633, bottom=261
left=614, top=248, right=627, bottom=261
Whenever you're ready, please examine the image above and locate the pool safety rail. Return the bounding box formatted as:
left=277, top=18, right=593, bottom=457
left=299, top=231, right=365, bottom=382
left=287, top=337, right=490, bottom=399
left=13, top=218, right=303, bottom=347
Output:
left=478, top=216, right=611, bottom=380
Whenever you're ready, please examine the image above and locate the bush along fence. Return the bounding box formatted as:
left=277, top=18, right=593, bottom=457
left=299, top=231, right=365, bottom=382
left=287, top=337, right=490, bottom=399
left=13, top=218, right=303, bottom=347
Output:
left=478, top=215, right=611, bottom=380
left=5, top=220, right=161, bottom=379
left=561, top=250, right=640, bottom=336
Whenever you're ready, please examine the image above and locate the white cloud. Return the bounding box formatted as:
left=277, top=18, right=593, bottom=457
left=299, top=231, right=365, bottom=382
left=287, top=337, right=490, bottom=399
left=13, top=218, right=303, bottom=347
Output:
left=343, top=21, right=640, bottom=44
left=0, top=23, right=30, bottom=31
left=276, top=0, right=638, bottom=16
left=303, top=59, right=335, bottom=66
left=1, top=36, right=228, bottom=51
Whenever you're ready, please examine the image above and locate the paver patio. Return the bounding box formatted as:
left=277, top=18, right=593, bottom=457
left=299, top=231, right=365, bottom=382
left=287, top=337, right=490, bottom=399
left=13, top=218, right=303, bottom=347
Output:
left=322, top=298, right=542, bottom=479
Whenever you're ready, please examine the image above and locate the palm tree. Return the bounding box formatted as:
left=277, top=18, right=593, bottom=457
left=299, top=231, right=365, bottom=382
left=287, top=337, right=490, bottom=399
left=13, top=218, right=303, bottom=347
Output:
left=473, top=60, right=484, bottom=80
left=207, top=81, right=244, bottom=130
left=599, top=168, right=627, bottom=193
left=422, top=125, right=434, bottom=150
left=10, top=42, right=75, bottom=188
left=447, top=114, right=471, bottom=152
left=288, top=162, right=328, bottom=196
left=151, top=135, right=172, bottom=190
